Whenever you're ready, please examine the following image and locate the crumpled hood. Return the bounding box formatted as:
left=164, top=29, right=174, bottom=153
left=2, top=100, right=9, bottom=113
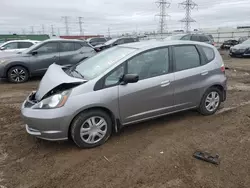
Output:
left=232, top=43, right=250, bottom=50
left=35, top=63, right=85, bottom=101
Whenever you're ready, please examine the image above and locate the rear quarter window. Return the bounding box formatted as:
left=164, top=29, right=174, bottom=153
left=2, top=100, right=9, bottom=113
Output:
left=201, top=46, right=215, bottom=63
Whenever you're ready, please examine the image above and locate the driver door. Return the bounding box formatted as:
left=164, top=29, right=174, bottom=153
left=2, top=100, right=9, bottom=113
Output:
left=29, top=42, right=60, bottom=76
left=118, top=47, right=175, bottom=124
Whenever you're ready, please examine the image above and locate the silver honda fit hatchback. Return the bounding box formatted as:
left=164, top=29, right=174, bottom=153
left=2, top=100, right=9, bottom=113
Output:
left=21, top=40, right=227, bottom=148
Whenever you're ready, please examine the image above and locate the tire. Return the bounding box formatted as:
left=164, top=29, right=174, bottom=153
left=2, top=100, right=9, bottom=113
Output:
left=70, top=110, right=112, bottom=148
left=199, top=87, right=222, bottom=116
left=7, top=66, right=29, bottom=83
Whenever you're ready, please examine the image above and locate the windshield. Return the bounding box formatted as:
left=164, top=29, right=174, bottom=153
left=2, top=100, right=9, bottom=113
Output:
left=104, top=38, right=118, bottom=45
left=165, top=35, right=185, bottom=40
left=242, top=39, right=250, bottom=44
left=21, top=42, right=41, bottom=54
left=72, top=46, right=136, bottom=80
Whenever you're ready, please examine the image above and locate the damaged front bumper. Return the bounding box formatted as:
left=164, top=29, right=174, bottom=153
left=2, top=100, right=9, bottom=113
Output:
left=21, top=92, right=72, bottom=141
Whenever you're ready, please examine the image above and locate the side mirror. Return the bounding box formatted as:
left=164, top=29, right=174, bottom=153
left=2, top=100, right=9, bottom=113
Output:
left=0, top=47, right=6, bottom=51
left=121, top=74, right=139, bottom=85
left=31, top=50, right=38, bottom=55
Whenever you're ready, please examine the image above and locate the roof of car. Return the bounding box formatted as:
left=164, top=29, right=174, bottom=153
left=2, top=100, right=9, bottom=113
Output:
left=119, top=40, right=213, bottom=50
left=3, top=40, right=39, bottom=43
left=43, top=38, right=85, bottom=42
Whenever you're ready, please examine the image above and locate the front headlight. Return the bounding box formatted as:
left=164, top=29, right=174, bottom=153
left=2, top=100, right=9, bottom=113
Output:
left=33, top=90, right=71, bottom=109
left=238, top=48, right=246, bottom=52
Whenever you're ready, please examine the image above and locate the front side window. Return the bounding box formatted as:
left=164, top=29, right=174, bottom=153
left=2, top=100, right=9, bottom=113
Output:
left=60, top=42, right=75, bottom=52
left=127, top=48, right=169, bottom=80
left=116, top=39, right=124, bottom=45
left=174, top=45, right=200, bottom=71
left=124, top=38, right=135, bottom=43
left=105, top=66, right=124, bottom=86
left=72, top=46, right=136, bottom=80
left=19, top=42, right=33, bottom=49
left=36, top=42, right=58, bottom=54
left=3, top=42, right=18, bottom=49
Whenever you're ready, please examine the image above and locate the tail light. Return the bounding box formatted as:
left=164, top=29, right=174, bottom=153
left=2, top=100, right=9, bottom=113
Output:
left=212, top=42, right=216, bottom=46
left=221, top=64, right=225, bottom=73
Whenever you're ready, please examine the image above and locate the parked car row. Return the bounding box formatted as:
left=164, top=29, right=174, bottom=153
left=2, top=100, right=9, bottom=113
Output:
left=0, top=39, right=96, bottom=83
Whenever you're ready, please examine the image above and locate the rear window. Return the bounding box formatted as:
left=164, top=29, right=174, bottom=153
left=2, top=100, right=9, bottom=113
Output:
left=200, top=36, right=210, bottom=42
left=191, top=35, right=200, bottom=41
left=19, top=42, right=33, bottom=48
left=201, top=46, right=215, bottom=62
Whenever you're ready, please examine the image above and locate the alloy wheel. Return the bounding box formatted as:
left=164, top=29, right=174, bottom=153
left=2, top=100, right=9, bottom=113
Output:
left=205, top=91, right=220, bottom=112
left=10, top=68, right=26, bottom=82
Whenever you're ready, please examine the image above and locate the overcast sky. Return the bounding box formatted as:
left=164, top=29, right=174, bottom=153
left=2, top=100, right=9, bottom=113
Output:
left=1, top=0, right=250, bottom=36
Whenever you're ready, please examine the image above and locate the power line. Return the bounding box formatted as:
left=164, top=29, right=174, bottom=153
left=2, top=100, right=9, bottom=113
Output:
left=78, top=17, right=84, bottom=35
left=62, top=16, right=70, bottom=35
left=156, top=0, right=171, bottom=35
left=179, top=0, right=198, bottom=33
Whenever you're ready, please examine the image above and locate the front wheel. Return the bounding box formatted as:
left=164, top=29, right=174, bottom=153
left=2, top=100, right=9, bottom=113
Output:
left=7, top=66, right=29, bottom=83
left=199, top=88, right=222, bottom=115
left=70, top=110, right=112, bottom=148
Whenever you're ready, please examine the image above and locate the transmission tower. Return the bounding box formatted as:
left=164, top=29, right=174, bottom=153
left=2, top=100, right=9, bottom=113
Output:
left=179, top=0, right=198, bottom=33
left=62, top=16, right=70, bottom=35
left=78, top=17, right=84, bottom=35
left=156, top=0, right=170, bottom=35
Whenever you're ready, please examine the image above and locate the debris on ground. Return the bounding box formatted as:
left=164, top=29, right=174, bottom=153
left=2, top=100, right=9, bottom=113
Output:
left=193, top=151, right=220, bottom=165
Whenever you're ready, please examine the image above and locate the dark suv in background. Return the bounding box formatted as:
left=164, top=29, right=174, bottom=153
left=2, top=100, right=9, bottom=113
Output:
left=86, top=37, right=107, bottom=47
left=165, top=33, right=214, bottom=46
left=94, top=37, right=138, bottom=52
left=0, top=39, right=96, bottom=83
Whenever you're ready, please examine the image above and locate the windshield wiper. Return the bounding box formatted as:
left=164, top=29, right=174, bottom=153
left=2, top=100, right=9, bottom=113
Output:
left=71, top=69, right=85, bottom=79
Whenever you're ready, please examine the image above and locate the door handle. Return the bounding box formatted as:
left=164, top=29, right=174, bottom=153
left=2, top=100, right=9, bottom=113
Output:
left=201, top=70, right=208, bottom=76
left=161, top=80, right=170, bottom=87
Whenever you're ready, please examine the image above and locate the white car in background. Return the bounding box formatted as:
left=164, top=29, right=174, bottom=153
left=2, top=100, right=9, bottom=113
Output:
left=0, top=40, right=40, bottom=53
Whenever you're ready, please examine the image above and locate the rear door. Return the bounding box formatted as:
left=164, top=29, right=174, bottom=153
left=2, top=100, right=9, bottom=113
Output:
left=29, top=42, right=60, bottom=75
left=118, top=47, right=175, bottom=124
left=172, top=45, right=205, bottom=109
left=58, top=42, right=81, bottom=66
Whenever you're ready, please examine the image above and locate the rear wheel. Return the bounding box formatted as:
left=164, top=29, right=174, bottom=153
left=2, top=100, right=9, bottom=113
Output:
left=70, top=110, right=112, bottom=148
left=7, top=66, right=29, bottom=83
left=199, top=87, right=222, bottom=115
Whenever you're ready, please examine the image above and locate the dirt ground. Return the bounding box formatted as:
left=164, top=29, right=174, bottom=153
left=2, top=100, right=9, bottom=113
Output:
left=1, top=51, right=250, bottom=188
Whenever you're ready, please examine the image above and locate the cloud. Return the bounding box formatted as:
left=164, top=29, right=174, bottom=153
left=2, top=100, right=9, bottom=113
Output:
left=0, top=0, right=250, bottom=35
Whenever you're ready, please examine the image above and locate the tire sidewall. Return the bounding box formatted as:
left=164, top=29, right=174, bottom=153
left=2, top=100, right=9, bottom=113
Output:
left=7, top=66, right=29, bottom=83
left=71, top=110, right=112, bottom=148
left=200, top=88, right=222, bottom=115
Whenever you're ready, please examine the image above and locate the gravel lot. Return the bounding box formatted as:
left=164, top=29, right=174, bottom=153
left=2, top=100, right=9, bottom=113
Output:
left=1, top=52, right=250, bottom=188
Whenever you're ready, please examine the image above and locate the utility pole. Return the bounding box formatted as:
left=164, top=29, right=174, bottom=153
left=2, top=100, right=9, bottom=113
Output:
left=30, top=26, right=34, bottom=34
left=78, top=17, right=84, bottom=35
left=179, top=0, right=198, bottom=33
left=42, top=24, right=45, bottom=34
left=156, top=0, right=170, bottom=35
left=51, top=25, right=55, bottom=36
left=57, top=28, right=60, bottom=36
left=108, top=27, right=110, bottom=38
left=62, top=16, right=70, bottom=35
